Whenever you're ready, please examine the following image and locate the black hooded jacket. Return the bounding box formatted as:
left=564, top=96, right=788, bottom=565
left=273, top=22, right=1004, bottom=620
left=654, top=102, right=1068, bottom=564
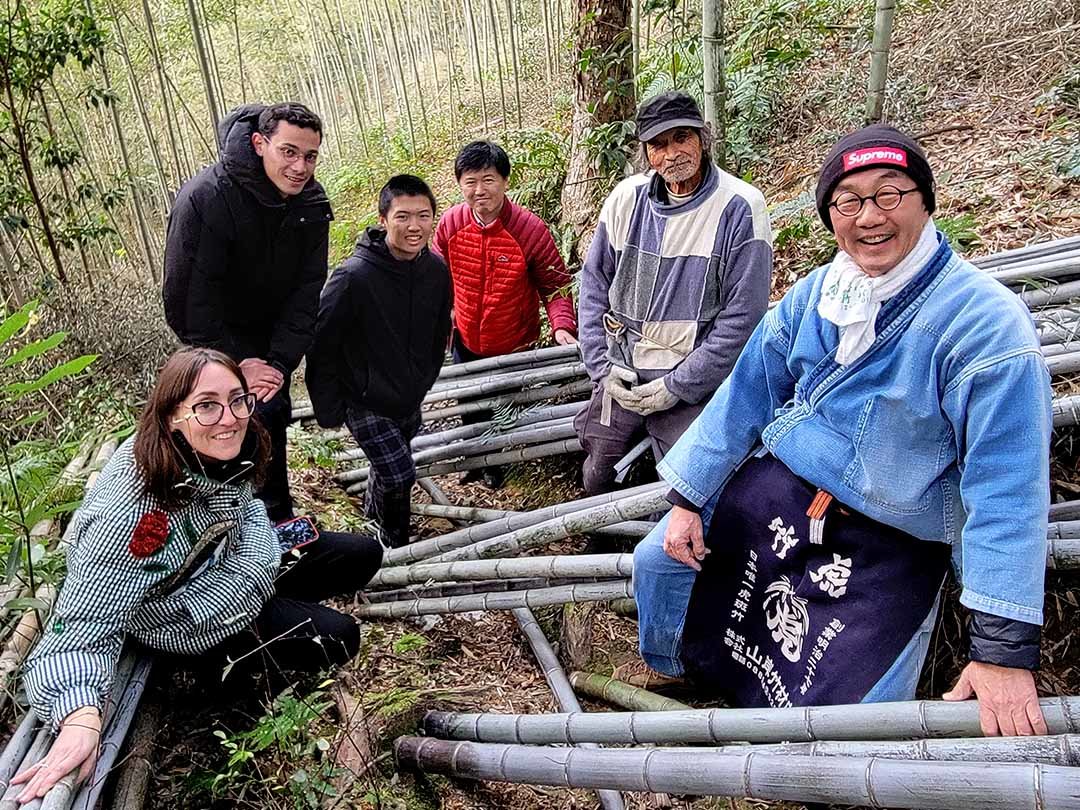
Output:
left=162, top=104, right=333, bottom=374
left=305, top=228, right=452, bottom=425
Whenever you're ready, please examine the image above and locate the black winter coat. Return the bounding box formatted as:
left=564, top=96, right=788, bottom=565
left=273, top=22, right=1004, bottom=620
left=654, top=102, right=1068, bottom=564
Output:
left=162, top=104, right=333, bottom=374
left=305, top=228, right=452, bottom=425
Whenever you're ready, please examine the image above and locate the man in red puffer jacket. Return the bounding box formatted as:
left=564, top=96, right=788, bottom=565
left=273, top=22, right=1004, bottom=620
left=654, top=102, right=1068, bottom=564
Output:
left=433, top=141, right=578, bottom=487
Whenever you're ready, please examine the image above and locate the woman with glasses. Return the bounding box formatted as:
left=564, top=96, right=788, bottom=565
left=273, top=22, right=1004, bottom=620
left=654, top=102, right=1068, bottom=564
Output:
left=629, top=125, right=1052, bottom=738
left=13, top=347, right=382, bottom=803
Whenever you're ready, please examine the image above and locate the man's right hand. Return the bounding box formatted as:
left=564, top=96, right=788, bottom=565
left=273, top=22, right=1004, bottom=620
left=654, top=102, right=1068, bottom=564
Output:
left=663, top=505, right=709, bottom=571
left=240, top=358, right=284, bottom=402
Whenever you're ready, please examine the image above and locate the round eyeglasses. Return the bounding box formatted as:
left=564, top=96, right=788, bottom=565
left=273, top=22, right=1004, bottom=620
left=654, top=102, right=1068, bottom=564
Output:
left=174, top=392, right=258, bottom=427
left=829, top=184, right=920, bottom=218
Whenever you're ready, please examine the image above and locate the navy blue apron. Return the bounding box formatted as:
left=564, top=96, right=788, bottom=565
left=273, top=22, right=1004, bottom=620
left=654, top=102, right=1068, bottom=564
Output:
left=680, top=453, right=950, bottom=707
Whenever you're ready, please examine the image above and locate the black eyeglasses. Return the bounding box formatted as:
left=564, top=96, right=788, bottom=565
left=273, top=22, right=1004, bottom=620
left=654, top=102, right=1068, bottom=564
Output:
left=174, top=393, right=258, bottom=427
left=829, top=185, right=920, bottom=217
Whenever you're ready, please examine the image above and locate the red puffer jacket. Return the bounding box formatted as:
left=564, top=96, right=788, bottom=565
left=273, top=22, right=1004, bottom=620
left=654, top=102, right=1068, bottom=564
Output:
left=433, top=199, right=576, bottom=357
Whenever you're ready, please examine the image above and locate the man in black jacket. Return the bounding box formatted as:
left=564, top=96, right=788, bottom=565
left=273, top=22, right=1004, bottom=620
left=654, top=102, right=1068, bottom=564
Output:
left=163, top=102, right=333, bottom=521
left=306, top=175, right=451, bottom=547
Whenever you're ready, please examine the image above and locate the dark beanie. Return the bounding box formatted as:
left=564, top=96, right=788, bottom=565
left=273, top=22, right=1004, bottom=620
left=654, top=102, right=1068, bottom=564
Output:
left=815, top=124, right=935, bottom=232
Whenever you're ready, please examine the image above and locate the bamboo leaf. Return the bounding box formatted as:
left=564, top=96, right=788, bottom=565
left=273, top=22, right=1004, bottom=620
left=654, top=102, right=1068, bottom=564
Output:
left=0, top=302, right=37, bottom=347
left=4, top=354, right=98, bottom=397
left=3, top=596, right=51, bottom=613
left=3, top=332, right=67, bottom=367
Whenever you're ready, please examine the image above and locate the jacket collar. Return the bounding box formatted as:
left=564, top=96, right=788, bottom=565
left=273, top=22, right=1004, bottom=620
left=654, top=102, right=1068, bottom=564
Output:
left=354, top=227, right=430, bottom=275
left=170, top=428, right=259, bottom=497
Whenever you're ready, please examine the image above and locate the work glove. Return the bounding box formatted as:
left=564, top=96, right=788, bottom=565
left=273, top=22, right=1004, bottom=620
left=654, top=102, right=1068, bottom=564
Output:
left=623, top=376, right=680, bottom=416
left=602, top=366, right=641, bottom=410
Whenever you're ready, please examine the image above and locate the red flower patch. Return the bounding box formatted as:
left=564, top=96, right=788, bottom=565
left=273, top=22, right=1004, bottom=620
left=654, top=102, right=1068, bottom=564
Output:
left=129, top=510, right=169, bottom=558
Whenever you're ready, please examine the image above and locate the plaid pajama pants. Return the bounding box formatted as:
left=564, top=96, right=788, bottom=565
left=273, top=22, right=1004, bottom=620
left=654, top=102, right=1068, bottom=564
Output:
left=345, top=406, right=422, bottom=548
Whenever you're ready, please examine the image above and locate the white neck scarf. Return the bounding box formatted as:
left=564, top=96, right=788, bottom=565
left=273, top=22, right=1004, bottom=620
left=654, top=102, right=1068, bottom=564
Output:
left=817, top=218, right=939, bottom=365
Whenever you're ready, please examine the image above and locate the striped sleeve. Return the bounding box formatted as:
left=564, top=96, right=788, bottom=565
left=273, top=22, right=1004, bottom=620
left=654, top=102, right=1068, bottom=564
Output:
left=23, top=495, right=156, bottom=731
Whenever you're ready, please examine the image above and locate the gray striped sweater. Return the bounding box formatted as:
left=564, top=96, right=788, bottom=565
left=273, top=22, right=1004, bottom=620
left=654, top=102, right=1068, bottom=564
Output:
left=23, top=437, right=280, bottom=731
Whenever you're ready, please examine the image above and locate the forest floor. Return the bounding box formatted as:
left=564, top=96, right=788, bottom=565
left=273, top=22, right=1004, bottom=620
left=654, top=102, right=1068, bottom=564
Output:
left=126, top=0, right=1080, bottom=807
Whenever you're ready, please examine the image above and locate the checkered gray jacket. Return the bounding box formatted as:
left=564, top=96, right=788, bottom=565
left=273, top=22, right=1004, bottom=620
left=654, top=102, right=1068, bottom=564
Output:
left=23, top=437, right=281, bottom=731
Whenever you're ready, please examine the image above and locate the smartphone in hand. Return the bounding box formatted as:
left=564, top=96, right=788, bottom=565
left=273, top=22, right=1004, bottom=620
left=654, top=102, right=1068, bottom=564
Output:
left=274, top=516, right=319, bottom=554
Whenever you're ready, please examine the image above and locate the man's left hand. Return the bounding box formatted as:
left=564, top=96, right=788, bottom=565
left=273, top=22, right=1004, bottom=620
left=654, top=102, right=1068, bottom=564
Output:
left=942, top=660, right=1047, bottom=736
left=623, top=377, right=679, bottom=415
left=554, top=329, right=578, bottom=346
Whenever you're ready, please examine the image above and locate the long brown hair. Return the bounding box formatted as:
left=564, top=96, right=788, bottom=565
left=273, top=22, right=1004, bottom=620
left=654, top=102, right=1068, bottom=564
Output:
left=134, top=347, right=269, bottom=510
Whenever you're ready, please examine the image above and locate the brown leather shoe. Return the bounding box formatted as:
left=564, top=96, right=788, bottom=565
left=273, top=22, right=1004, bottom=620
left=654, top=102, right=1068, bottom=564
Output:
left=611, top=659, right=688, bottom=692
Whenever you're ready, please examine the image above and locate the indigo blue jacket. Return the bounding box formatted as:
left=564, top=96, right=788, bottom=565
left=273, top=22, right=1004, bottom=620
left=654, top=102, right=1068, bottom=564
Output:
left=658, top=235, right=1052, bottom=625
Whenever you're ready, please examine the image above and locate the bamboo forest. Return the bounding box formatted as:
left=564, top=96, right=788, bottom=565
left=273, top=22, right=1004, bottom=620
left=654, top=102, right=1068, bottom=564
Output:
left=0, top=0, right=1078, bottom=807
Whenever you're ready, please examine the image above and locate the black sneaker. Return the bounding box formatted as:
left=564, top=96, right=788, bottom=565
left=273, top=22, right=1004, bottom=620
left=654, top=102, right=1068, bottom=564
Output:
left=461, top=468, right=485, bottom=484
left=481, top=467, right=504, bottom=489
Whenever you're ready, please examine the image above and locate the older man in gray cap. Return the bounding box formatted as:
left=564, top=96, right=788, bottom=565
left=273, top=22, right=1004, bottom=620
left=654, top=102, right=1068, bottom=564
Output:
left=575, top=90, right=774, bottom=495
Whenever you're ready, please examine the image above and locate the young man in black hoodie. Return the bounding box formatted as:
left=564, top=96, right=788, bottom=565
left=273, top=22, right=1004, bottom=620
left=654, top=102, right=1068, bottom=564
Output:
left=306, top=175, right=451, bottom=547
left=163, top=102, right=333, bottom=522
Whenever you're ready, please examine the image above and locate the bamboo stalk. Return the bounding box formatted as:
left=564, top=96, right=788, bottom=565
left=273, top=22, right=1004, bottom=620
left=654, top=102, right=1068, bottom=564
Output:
left=864, top=0, right=897, bottom=123
left=0, top=712, right=40, bottom=791
left=513, top=608, right=624, bottom=810
left=427, top=490, right=669, bottom=564
left=335, top=403, right=584, bottom=460
left=410, top=502, right=516, bottom=522
left=428, top=355, right=578, bottom=392
left=1046, top=351, right=1080, bottom=376
left=337, top=420, right=578, bottom=483
left=656, top=733, right=1080, bottom=765
left=422, top=696, right=1080, bottom=745
left=366, top=576, right=612, bottom=603
left=439, top=344, right=581, bottom=379
left=384, top=482, right=665, bottom=565
left=1050, top=500, right=1080, bottom=521
left=421, top=380, right=592, bottom=423
left=989, top=255, right=1080, bottom=286
left=104, top=697, right=159, bottom=810
left=368, top=554, right=634, bottom=589
left=355, top=580, right=632, bottom=618
left=424, top=363, right=587, bottom=404
left=1018, top=279, right=1080, bottom=308
left=0, top=727, right=52, bottom=807
left=416, top=478, right=469, bottom=529
left=569, top=671, right=690, bottom=712
left=972, top=237, right=1080, bottom=269
left=69, top=656, right=153, bottom=810
left=345, top=437, right=585, bottom=493
left=394, top=738, right=1080, bottom=808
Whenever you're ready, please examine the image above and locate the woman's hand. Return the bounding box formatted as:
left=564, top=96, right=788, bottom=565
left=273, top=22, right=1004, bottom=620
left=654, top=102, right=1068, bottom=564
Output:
left=554, top=329, right=578, bottom=346
left=662, top=506, right=709, bottom=570
left=11, top=707, right=101, bottom=803
left=943, top=660, right=1048, bottom=736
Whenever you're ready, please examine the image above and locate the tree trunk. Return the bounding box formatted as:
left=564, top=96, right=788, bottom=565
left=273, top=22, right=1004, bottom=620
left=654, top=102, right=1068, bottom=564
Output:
left=702, top=0, right=725, bottom=166
left=504, top=0, right=523, bottom=128
left=865, top=0, right=897, bottom=123
left=485, top=0, right=509, bottom=134
left=185, top=0, right=221, bottom=138
left=560, top=0, right=634, bottom=251
left=463, top=0, right=489, bottom=132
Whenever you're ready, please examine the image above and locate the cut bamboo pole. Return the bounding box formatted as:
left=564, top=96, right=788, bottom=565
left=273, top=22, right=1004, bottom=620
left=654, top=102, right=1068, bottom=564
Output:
left=337, top=421, right=578, bottom=483
left=1046, top=351, right=1080, bottom=376
left=424, top=363, right=587, bottom=405
left=428, top=489, right=669, bottom=563
left=103, top=697, right=158, bottom=810
left=1019, top=279, right=1080, bottom=308
left=569, top=672, right=690, bottom=712
left=346, top=437, right=584, bottom=493
left=364, top=576, right=609, bottom=603
left=656, top=733, right=1080, bottom=765
left=335, top=402, right=584, bottom=462
left=428, top=356, right=579, bottom=393
left=972, top=237, right=1080, bottom=269
left=0, top=712, right=39, bottom=791
left=415, top=478, right=469, bottom=529
left=989, top=255, right=1080, bottom=286
left=438, top=344, right=580, bottom=380
left=354, top=580, right=632, bottom=618
left=1050, top=500, right=1080, bottom=521
left=421, top=380, right=592, bottom=423
left=512, top=608, right=624, bottom=810
left=394, top=738, right=1080, bottom=808
left=368, top=554, right=634, bottom=589
left=410, top=502, right=516, bottom=522
left=69, top=656, right=153, bottom=810
left=1053, top=395, right=1080, bottom=428
left=383, top=483, right=666, bottom=566
left=422, top=696, right=1080, bottom=745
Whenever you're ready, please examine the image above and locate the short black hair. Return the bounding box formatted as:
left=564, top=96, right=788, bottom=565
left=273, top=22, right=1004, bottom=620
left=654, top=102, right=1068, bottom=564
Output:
left=257, top=102, right=323, bottom=140
left=454, top=140, right=511, bottom=180
left=378, top=174, right=437, bottom=217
